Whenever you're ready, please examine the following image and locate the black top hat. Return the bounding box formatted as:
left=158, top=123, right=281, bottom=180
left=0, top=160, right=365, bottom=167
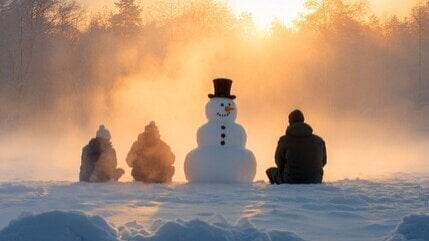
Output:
left=208, top=78, right=236, bottom=99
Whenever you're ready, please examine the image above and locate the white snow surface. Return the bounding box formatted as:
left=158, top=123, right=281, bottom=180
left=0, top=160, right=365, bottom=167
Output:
left=0, top=174, right=428, bottom=241
left=0, top=211, right=117, bottom=241
left=385, top=214, right=429, bottom=241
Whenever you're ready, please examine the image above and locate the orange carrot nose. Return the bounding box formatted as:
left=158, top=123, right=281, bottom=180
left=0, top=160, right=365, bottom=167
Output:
left=225, top=106, right=235, bottom=112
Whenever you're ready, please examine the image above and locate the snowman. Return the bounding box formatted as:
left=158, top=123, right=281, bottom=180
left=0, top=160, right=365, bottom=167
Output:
left=184, top=78, right=257, bottom=183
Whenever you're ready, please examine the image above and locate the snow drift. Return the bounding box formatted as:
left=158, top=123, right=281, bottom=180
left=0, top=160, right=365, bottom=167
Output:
left=0, top=211, right=305, bottom=241
left=122, top=218, right=305, bottom=241
left=385, top=214, right=429, bottom=241
left=0, top=211, right=117, bottom=241
left=3, top=210, right=428, bottom=241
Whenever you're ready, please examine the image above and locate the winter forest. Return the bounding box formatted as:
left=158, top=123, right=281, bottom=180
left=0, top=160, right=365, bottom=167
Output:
left=0, top=0, right=428, bottom=181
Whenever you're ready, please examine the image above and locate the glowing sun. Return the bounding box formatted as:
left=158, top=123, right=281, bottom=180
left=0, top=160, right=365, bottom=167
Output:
left=229, top=0, right=305, bottom=29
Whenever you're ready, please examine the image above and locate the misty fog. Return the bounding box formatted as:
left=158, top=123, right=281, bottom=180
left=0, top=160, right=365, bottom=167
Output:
left=0, top=0, right=428, bottom=182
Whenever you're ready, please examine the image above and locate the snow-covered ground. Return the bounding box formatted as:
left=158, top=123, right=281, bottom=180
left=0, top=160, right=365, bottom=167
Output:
left=0, top=174, right=428, bottom=241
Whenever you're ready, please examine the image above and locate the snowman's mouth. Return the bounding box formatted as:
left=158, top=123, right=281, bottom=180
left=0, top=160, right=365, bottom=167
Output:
left=216, top=112, right=230, bottom=117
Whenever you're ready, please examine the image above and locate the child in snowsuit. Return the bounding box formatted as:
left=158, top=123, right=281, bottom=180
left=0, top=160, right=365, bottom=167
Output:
left=126, top=121, right=175, bottom=183
left=80, top=125, right=124, bottom=182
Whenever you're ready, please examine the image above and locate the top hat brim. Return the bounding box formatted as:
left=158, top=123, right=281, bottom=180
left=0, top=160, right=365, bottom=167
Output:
left=208, top=94, right=236, bottom=99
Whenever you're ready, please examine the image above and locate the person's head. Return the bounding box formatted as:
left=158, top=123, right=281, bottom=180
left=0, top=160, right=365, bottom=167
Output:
left=96, top=125, right=111, bottom=140
left=139, top=121, right=161, bottom=145
left=288, top=109, right=305, bottom=125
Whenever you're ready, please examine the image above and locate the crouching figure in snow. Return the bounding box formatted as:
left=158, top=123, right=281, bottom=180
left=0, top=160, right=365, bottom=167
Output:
left=266, top=110, right=327, bottom=184
left=79, top=125, right=125, bottom=182
left=126, top=121, right=175, bottom=183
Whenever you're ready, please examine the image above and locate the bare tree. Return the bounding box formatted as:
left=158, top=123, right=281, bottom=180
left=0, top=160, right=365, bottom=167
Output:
left=300, top=0, right=369, bottom=31
left=0, top=0, right=82, bottom=126
left=1, top=0, right=82, bottom=93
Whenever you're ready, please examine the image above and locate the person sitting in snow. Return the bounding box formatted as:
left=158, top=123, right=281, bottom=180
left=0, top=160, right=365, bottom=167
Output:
left=79, top=125, right=125, bottom=182
left=126, top=121, right=175, bottom=183
left=266, top=110, right=327, bottom=184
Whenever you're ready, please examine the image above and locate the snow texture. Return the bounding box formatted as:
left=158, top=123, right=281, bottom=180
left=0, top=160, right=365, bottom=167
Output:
left=0, top=211, right=304, bottom=241
left=385, top=214, right=429, bottom=241
left=185, top=97, right=256, bottom=183
left=120, top=218, right=305, bottom=241
left=126, top=121, right=175, bottom=183
left=0, top=211, right=117, bottom=241
left=0, top=174, right=428, bottom=241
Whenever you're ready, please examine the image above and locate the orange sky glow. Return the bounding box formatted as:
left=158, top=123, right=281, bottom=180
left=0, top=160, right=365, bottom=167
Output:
left=79, top=0, right=420, bottom=28
left=1, top=0, right=427, bottom=183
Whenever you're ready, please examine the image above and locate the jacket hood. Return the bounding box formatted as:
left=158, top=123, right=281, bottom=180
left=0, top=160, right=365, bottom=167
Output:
left=286, top=123, right=313, bottom=137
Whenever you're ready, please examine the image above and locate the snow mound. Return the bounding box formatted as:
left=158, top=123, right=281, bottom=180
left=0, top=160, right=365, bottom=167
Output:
left=0, top=211, right=305, bottom=241
left=0, top=211, right=117, bottom=241
left=385, top=214, right=429, bottom=241
left=123, top=218, right=305, bottom=241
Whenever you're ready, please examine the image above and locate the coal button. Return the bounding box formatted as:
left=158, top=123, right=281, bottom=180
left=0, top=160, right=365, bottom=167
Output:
left=221, top=141, right=225, bottom=146
left=221, top=125, right=226, bottom=130
left=221, top=134, right=226, bottom=138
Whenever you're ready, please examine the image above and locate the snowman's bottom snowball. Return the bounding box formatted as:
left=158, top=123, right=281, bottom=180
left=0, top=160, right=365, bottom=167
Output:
left=184, top=147, right=257, bottom=183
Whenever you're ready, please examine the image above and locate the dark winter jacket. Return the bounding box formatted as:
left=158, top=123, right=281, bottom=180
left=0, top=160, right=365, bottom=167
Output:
left=80, top=138, right=102, bottom=182
left=275, top=123, right=327, bottom=184
left=80, top=138, right=123, bottom=182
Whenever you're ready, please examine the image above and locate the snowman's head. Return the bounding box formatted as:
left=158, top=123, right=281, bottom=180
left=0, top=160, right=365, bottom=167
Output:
left=205, top=97, right=237, bottom=122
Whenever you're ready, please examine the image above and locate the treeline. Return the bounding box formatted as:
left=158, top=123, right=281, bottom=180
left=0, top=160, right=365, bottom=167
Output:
left=0, top=0, right=428, bottom=131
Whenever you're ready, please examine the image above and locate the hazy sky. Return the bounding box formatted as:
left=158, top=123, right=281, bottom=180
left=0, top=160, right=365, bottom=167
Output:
left=1, top=0, right=426, bottom=182
left=79, top=0, right=420, bottom=28
left=229, top=0, right=420, bottom=27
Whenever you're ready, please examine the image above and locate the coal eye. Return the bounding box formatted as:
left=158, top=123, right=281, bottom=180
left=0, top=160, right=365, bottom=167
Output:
left=228, top=103, right=231, bottom=106
left=221, top=103, right=224, bottom=107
